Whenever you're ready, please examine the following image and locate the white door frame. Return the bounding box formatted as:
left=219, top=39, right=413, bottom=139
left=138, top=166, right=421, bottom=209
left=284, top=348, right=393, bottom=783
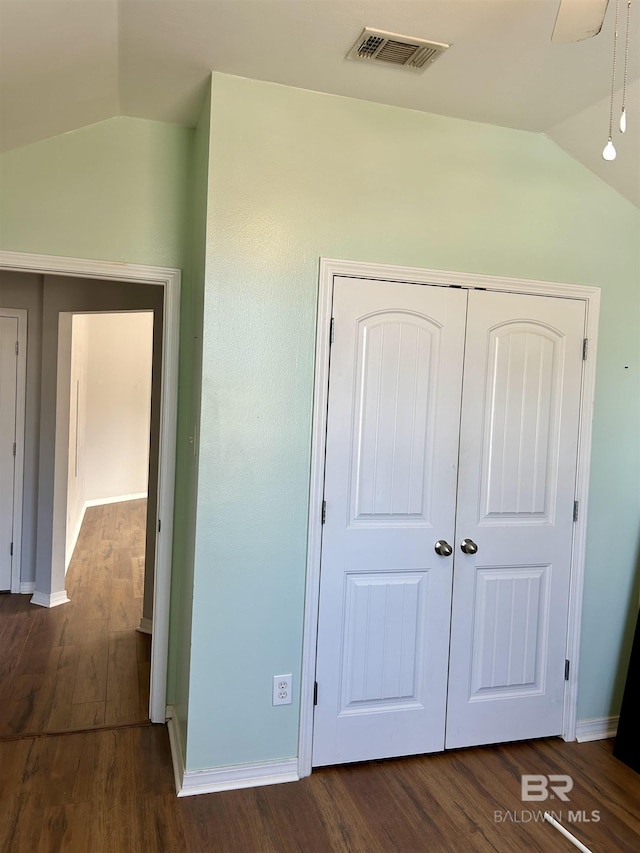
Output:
left=0, top=250, right=180, bottom=725
left=298, top=257, right=600, bottom=777
left=0, top=307, right=27, bottom=594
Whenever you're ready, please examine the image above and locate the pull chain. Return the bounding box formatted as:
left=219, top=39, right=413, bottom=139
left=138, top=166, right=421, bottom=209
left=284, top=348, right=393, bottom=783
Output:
left=603, top=0, right=621, bottom=160
left=619, top=0, right=631, bottom=133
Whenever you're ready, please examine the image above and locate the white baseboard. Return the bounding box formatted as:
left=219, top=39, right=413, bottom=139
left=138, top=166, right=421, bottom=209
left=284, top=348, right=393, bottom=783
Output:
left=576, top=716, right=619, bottom=742
left=137, top=616, right=153, bottom=635
left=19, top=581, right=36, bottom=594
left=165, top=706, right=299, bottom=797
left=85, top=492, right=148, bottom=508
left=31, top=589, right=71, bottom=608
left=179, top=758, right=299, bottom=798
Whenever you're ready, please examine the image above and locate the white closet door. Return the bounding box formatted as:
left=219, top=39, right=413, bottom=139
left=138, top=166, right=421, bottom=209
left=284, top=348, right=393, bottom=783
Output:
left=312, top=277, right=466, bottom=767
left=0, top=315, right=18, bottom=591
left=446, top=290, right=585, bottom=748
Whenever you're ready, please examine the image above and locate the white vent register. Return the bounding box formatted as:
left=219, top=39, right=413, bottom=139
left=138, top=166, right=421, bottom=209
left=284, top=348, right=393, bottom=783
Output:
left=346, top=27, right=449, bottom=72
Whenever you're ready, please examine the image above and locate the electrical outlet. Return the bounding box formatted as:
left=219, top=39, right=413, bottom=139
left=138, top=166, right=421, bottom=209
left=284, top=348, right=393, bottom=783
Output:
left=272, top=673, right=293, bottom=706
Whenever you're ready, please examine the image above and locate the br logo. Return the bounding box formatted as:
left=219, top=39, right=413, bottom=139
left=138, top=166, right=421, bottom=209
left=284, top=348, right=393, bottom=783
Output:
left=521, top=775, right=573, bottom=802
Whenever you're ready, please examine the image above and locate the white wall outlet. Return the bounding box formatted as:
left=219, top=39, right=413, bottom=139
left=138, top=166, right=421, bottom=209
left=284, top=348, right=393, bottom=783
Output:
left=273, top=673, right=293, bottom=706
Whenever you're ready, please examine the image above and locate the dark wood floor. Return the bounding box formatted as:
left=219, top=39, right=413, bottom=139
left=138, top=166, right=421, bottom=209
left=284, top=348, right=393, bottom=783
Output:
left=2, top=500, right=639, bottom=849
left=0, top=727, right=638, bottom=852
left=0, top=500, right=150, bottom=737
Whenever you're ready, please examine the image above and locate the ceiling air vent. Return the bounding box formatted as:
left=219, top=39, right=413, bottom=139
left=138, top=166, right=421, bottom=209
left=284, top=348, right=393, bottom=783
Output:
left=346, top=28, right=449, bottom=72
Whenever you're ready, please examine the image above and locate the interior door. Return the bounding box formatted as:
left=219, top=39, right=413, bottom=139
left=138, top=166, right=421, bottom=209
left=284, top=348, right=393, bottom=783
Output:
left=312, top=277, right=466, bottom=766
left=313, top=277, right=587, bottom=767
left=0, top=314, right=18, bottom=591
left=446, top=290, right=585, bottom=748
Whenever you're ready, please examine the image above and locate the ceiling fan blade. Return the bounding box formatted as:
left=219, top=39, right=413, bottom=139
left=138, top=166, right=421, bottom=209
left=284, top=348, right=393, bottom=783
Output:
left=552, top=0, right=610, bottom=43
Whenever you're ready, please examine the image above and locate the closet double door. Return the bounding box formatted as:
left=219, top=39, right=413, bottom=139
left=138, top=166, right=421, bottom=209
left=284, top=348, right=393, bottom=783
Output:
left=312, top=276, right=585, bottom=767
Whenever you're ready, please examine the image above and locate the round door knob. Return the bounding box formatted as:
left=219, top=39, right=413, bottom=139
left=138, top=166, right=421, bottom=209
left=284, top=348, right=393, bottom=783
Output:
left=434, top=540, right=453, bottom=557
left=460, top=538, right=478, bottom=555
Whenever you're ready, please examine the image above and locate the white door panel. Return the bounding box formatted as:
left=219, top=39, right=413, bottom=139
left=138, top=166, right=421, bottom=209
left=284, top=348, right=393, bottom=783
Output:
left=446, top=291, right=585, bottom=748
left=312, top=277, right=466, bottom=766
left=0, top=315, right=18, bottom=591
left=314, top=279, right=586, bottom=766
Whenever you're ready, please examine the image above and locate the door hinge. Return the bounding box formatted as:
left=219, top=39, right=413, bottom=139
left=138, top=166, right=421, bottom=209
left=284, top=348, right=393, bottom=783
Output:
left=573, top=501, right=579, bottom=522
left=158, top=519, right=161, bottom=533
left=13, top=442, right=16, bottom=457
left=15, top=341, right=19, bottom=355
left=582, top=338, right=588, bottom=361
left=565, top=659, right=570, bottom=681
left=10, top=542, right=13, bottom=556
left=321, top=501, right=326, bottom=524
left=330, top=318, right=335, bottom=344
left=313, top=681, right=318, bottom=706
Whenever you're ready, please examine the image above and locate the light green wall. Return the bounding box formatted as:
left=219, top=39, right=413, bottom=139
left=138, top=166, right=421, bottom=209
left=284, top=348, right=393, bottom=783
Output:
left=580, top=272, right=640, bottom=716
left=187, top=73, right=639, bottom=771
left=0, top=117, right=191, bottom=267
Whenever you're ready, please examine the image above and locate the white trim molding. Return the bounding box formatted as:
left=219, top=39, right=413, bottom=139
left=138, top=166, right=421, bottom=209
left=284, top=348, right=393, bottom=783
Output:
left=166, top=706, right=299, bottom=797
left=576, top=716, right=619, bottom=742
left=298, top=257, right=600, bottom=778
left=0, top=250, right=180, bottom=726
left=178, top=759, right=299, bottom=798
left=19, top=581, right=35, bottom=595
left=31, top=589, right=71, bottom=608
left=137, top=617, right=153, bottom=635
left=85, top=492, right=148, bottom=508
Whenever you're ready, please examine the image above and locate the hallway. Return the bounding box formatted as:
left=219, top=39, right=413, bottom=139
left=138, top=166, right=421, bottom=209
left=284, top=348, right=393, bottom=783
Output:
left=0, top=499, right=150, bottom=737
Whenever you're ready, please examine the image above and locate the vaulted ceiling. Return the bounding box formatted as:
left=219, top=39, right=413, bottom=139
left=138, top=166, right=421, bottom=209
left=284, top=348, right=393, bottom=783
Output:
left=1, top=0, right=638, bottom=205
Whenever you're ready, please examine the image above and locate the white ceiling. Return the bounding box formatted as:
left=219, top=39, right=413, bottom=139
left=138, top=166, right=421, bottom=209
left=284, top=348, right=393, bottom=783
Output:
left=1, top=0, right=638, bottom=205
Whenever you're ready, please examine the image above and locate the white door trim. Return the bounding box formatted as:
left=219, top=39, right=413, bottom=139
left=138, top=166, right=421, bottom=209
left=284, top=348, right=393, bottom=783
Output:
left=0, top=250, right=180, bottom=725
left=298, top=257, right=600, bottom=777
left=0, top=307, right=27, bottom=594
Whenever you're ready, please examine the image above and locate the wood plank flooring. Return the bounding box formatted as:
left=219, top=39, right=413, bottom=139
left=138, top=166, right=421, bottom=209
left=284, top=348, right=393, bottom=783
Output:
left=2, top=499, right=638, bottom=849
left=0, top=500, right=150, bottom=737
left=0, top=727, right=638, bottom=852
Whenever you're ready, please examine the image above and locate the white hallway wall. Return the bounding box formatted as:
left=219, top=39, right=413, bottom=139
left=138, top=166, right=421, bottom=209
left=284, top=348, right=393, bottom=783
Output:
left=66, top=312, right=153, bottom=565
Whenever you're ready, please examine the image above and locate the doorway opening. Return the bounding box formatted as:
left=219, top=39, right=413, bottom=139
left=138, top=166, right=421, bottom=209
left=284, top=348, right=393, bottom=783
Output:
left=56, top=310, right=155, bottom=730
left=0, top=251, right=180, bottom=736
left=66, top=311, right=154, bottom=614
left=298, top=258, right=600, bottom=778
